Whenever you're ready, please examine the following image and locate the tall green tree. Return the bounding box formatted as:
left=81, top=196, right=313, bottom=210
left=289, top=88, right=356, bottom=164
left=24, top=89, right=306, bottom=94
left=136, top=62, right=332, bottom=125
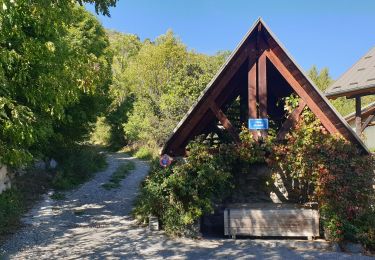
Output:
left=50, top=8, right=112, bottom=150
left=77, top=0, right=118, bottom=16
left=99, top=30, right=229, bottom=149
left=104, top=31, right=142, bottom=146
left=0, top=1, right=112, bottom=166
left=121, top=31, right=229, bottom=148
left=308, top=66, right=332, bottom=92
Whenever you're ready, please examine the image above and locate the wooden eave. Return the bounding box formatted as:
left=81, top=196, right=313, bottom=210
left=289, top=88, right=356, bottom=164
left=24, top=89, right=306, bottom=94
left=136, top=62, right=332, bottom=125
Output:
left=326, top=84, right=375, bottom=99
left=161, top=18, right=370, bottom=156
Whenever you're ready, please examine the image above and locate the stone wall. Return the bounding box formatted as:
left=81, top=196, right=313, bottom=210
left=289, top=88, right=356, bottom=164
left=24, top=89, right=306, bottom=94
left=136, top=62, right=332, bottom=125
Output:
left=224, top=163, right=298, bottom=204
left=0, top=165, right=11, bottom=194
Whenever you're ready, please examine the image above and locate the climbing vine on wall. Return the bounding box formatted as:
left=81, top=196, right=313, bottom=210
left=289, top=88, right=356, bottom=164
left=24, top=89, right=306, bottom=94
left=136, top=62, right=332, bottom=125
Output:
left=269, top=98, right=374, bottom=246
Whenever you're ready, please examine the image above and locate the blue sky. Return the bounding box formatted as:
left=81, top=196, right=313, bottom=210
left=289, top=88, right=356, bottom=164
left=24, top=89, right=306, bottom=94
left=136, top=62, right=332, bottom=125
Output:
left=85, top=0, right=375, bottom=79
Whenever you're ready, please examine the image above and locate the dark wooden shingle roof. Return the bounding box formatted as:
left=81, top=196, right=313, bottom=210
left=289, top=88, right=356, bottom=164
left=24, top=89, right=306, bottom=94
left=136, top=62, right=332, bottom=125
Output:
left=326, top=46, right=375, bottom=98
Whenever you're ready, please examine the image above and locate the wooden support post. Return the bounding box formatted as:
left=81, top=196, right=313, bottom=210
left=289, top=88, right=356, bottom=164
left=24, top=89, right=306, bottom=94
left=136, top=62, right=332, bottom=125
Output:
left=276, top=99, right=306, bottom=140
left=258, top=53, right=268, bottom=137
left=248, top=61, right=257, bottom=119
left=248, top=60, right=258, bottom=139
left=362, top=114, right=374, bottom=133
left=210, top=102, right=240, bottom=142
left=240, top=86, right=248, bottom=125
left=355, top=96, right=362, bottom=135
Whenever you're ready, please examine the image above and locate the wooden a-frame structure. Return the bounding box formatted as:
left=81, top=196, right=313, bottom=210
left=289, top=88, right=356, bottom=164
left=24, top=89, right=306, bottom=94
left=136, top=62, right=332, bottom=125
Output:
left=162, top=18, right=369, bottom=156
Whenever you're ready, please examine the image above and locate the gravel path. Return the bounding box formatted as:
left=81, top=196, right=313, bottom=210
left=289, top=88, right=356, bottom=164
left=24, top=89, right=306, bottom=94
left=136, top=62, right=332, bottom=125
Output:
left=1, top=152, right=373, bottom=259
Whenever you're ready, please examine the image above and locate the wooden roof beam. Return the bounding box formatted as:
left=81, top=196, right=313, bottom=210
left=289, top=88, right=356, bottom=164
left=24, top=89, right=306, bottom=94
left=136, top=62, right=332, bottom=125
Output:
left=362, top=114, right=375, bottom=133
left=265, top=49, right=339, bottom=135
left=327, top=88, right=375, bottom=99
left=210, top=102, right=240, bottom=142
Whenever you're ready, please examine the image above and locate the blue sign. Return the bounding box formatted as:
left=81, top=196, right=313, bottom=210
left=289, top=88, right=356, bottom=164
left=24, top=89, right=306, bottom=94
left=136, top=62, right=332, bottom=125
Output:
left=248, top=118, right=269, bottom=130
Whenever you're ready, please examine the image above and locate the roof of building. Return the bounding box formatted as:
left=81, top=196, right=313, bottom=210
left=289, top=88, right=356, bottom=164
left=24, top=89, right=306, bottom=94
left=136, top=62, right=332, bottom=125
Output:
left=161, top=18, right=369, bottom=156
left=326, top=46, right=375, bottom=98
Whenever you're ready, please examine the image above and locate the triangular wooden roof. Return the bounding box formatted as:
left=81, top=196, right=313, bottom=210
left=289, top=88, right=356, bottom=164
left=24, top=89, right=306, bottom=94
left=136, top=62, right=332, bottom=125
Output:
left=162, top=18, right=369, bottom=156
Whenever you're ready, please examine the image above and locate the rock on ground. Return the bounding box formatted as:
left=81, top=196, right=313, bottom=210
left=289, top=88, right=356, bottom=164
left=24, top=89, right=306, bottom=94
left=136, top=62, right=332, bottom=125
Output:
left=1, top=152, right=373, bottom=259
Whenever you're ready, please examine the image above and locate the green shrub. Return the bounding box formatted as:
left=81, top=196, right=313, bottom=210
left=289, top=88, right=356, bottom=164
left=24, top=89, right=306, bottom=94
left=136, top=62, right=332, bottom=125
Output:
left=355, top=208, right=375, bottom=251
left=0, top=189, right=24, bottom=235
left=134, top=147, right=154, bottom=160
left=269, top=100, right=375, bottom=247
left=52, top=145, right=107, bottom=190
left=133, top=137, right=233, bottom=236
left=90, top=117, right=112, bottom=146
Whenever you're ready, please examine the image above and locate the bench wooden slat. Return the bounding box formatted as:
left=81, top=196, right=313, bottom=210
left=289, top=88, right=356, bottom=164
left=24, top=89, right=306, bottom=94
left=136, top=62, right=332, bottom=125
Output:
left=224, top=205, right=319, bottom=237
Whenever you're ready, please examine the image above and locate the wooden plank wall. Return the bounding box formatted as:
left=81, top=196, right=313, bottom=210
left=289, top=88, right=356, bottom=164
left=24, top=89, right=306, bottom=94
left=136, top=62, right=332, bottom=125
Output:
left=224, top=206, right=319, bottom=238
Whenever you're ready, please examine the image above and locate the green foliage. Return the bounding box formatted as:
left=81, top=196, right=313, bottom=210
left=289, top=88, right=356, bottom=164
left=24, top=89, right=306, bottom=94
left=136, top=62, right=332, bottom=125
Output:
left=52, top=146, right=107, bottom=190
left=102, top=161, right=135, bottom=190
left=133, top=130, right=272, bottom=236
left=355, top=208, right=375, bottom=250
left=102, top=32, right=141, bottom=147
left=0, top=188, right=24, bottom=235
left=103, top=30, right=228, bottom=149
left=134, top=146, right=154, bottom=160
left=238, top=127, right=273, bottom=164
left=0, top=1, right=112, bottom=167
left=76, top=0, right=118, bottom=16
left=308, top=66, right=332, bottom=92
left=90, top=117, right=112, bottom=146
left=331, top=95, right=375, bottom=117
left=269, top=97, right=375, bottom=247
left=124, top=32, right=229, bottom=147
left=133, top=138, right=233, bottom=236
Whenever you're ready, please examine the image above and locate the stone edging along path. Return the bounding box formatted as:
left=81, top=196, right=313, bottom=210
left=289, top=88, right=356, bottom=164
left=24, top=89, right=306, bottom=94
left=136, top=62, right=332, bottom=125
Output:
left=1, top=152, right=372, bottom=259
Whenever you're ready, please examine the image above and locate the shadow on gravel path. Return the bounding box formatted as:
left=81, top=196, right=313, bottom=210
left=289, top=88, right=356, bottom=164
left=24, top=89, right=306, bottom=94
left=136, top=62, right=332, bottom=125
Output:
left=0, top=153, right=372, bottom=259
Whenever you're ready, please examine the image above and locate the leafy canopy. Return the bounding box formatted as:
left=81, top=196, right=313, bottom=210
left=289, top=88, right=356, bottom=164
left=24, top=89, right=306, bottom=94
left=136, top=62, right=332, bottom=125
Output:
left=0, top=1, right=112, bottom=166
left=101, top=29, right=229, bottom=149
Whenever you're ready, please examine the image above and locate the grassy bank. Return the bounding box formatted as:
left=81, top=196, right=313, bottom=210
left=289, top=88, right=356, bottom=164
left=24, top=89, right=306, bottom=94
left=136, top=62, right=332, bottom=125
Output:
left=0, top=167, right=51, bottom=241
left=52, top=145, right=107, bottom=190
left=121, top=144, right=158, bottom=160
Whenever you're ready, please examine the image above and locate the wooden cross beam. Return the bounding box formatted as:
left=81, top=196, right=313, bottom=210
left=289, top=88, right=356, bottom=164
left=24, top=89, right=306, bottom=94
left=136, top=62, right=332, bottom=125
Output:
left=362, top=114, right=375, bottom=133
left=276, top=99, right=306, bottom=141
left=210, top=102, right=240, bottom=142
left=265, top=49, right=339, bottom=135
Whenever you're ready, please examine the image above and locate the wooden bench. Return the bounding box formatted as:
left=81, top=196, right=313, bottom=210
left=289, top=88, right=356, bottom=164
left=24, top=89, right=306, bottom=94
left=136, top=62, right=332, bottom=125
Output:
left=224, top=203, right=319, bottom=239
